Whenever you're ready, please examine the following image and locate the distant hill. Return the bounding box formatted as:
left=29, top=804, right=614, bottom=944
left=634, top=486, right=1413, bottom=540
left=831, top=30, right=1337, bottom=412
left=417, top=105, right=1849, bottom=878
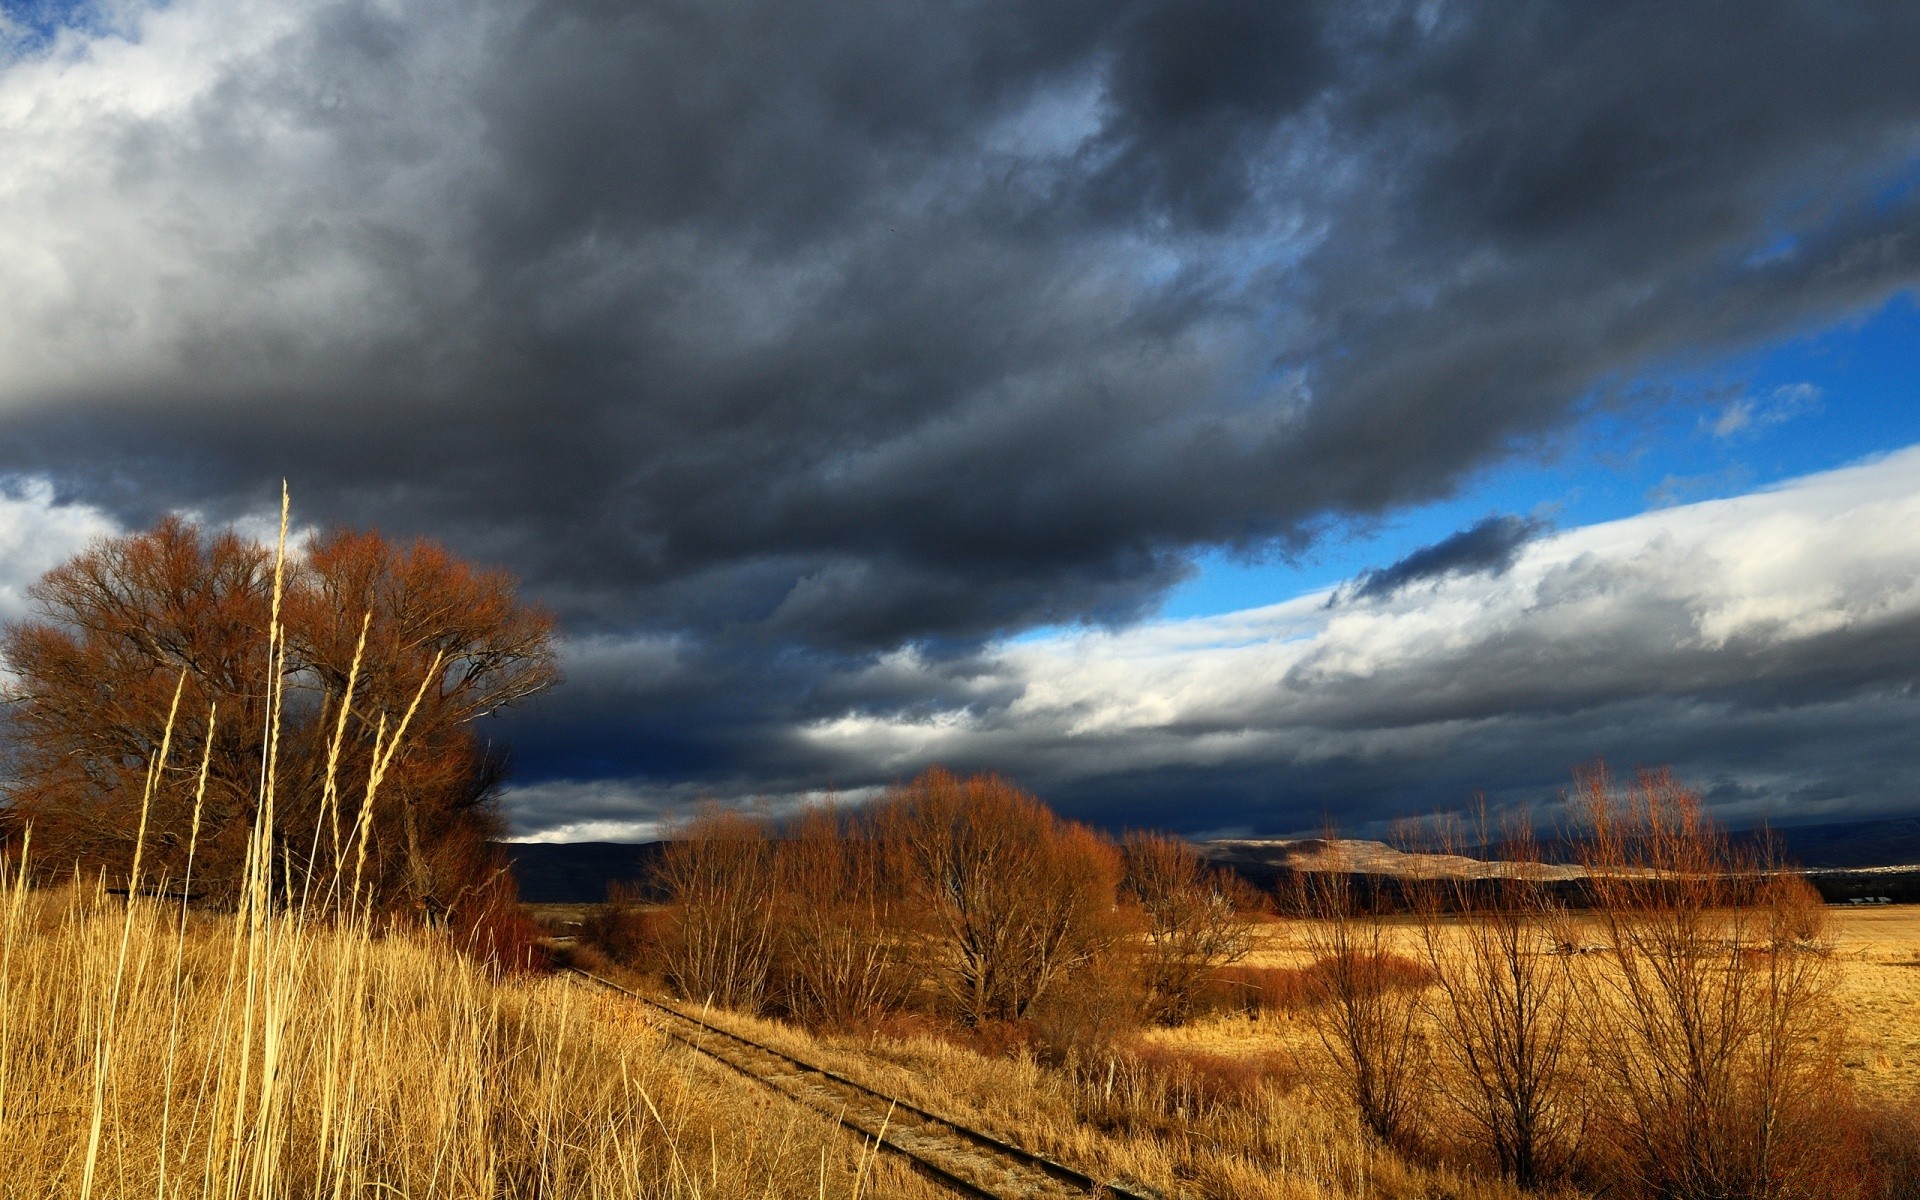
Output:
left=501, top=813, right=1920, bottom=905
left=500, top=841, right=661, bottom=904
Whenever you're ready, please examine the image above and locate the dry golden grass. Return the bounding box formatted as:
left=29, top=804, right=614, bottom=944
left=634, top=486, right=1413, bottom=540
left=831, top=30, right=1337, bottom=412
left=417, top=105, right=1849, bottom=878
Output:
left=0, top=873, right=947, bottom=1200
left=1824, top=905, right=1920, bottom=1094
left=1201, top=906, right=1920, bottom=1096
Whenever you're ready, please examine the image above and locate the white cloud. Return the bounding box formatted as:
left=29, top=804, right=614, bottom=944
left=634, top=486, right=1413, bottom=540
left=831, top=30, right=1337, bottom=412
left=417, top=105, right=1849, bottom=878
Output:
left=802, top=446, right=1920, bottom=794
left=0, top=0, right=499, bottom=412
left=1709, top=381, right=1823, bottom=438
left=0, top=478, right=120, bottom=625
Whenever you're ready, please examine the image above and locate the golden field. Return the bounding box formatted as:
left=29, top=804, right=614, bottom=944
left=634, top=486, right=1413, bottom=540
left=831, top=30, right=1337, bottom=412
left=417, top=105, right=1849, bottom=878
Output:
left=7, top=867, right=1912, bottom=1200
left=1129, top=905, right=1920, bottom=1095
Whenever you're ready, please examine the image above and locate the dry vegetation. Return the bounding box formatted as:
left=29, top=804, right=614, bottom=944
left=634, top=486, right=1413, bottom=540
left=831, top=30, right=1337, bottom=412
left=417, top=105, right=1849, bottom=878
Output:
left=0, top=867, right=950, bottom=1199
left=573, top=766, right=1920, bottom=1200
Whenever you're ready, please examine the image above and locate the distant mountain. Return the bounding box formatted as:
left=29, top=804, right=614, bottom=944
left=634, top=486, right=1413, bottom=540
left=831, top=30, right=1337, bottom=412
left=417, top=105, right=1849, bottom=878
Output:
left=1765, top=816, right=1920, bottom=869
left=1201, top=837, right=1584, bottom=881
left=501, top=841, right=661, bottom=904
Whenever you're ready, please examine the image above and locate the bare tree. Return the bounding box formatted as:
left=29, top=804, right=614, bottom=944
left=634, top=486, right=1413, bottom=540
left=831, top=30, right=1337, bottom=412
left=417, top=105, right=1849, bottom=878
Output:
left=1121, top=832, right=1260, bottom=1025
left=651, top=806, right=778, bottom=1012
left=1408, top=809, right=1579, bottom=1187
left=880, top=769, right=1124, bottom=1025
left=1292, top=842, right=1428, bottom=1149
left=1573, top=765, right=1844, bottom=1200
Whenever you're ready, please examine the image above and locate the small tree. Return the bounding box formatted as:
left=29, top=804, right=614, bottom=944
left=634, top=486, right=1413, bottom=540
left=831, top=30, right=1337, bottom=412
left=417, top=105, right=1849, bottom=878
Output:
left=1121, top=832, right=1259, bottom=1024
left=1408, top=809, right=1579, bottom=1187
left=1293, top=842, right=1428, bottom=1149
left=881, top=768, right=1124, bottom=1025
left=770, top=806, right=912, bottom=1028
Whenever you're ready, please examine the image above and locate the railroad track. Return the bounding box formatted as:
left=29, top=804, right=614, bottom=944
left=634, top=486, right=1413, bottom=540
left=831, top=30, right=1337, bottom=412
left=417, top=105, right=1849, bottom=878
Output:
left=564, top=968, right=1155, bottom=1200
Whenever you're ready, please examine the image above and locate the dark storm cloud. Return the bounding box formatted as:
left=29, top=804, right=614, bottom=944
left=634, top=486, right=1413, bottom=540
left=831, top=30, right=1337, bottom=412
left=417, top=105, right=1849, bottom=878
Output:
left=493, top=452, right=1917, bottom=840
left=1337, top=514, right=1545, bottom=603
left=5, top=0, right=1920, bottom=830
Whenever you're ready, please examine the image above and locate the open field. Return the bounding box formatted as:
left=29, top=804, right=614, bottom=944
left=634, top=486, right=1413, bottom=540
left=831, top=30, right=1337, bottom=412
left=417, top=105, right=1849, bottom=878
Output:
left=541, top=896, right=1920, bottom=1100
left=1117, top=906, right=1920, bottom=1099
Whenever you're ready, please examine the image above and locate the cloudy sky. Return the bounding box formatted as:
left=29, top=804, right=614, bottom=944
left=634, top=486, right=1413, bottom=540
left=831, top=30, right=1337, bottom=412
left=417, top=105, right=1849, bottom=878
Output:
left=2, top=0, right=1918, bottom=839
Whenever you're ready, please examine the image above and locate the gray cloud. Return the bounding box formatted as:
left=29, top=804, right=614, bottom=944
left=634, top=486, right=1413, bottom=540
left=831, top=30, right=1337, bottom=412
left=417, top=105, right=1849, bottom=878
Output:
left=1337, top=514, right=1546, bottom=603
left=3, top=0, right=1920, bottom=831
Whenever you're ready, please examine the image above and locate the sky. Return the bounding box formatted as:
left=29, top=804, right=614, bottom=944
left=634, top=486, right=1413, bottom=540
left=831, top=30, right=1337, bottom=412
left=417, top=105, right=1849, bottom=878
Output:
left=1, top=0, right=1918, bottom=840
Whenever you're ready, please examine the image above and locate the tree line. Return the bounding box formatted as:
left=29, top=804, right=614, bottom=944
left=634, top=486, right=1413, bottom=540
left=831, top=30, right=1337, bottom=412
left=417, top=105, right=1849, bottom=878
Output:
left=590, top=765, right=1878, bottom=1200
left=586, top=768, right=1262, bottom=1042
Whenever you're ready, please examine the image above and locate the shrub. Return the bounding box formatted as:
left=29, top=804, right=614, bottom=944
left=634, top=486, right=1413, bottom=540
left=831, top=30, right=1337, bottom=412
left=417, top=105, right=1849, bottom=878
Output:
left=768, top=806, right=914, bottom=1029
left=1408, top=810, right=1580, bottom=1188
left=578, top=881, right=666, bottom=966
left=1026, top=947, right=1145, bottom=1066
left=445, top=857, right=551, bottom=976
left=1121, top=832, right=1261, bottom=1025
left=1292, top=854, right=1431, bottom=1150
left=1572, top=765, right=1849, bottom=1200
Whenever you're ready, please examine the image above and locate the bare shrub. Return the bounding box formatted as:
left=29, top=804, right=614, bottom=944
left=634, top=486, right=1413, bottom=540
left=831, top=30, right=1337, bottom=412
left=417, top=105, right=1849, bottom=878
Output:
left=445, top=854, right=551, bottom=975
left=1408, top=810, right=1579, bottom=1188
left=880, top=768, right=1129, bottom=1026
left=1121, top=832, right=1260, bottom=1024
left=649, top=805, right=776, bottom=1011
left=579, top=881, right=664, bottom=966
left=1292, top=850, right=1430, bottom=1149
left=1196, top=963, right=1308, bottom=1017
left=1026, top=943, right=1145, bottom=1065
left=769, top=805, right=914, bottom=1029
left=1854, top=1093, right=1920, bottom=1200
left=1573, top=765, right=1849, bottom=1200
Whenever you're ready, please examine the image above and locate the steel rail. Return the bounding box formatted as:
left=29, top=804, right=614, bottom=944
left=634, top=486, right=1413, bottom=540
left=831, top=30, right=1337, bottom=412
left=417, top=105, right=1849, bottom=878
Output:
left=563, top=967, right=1155, bottom=1200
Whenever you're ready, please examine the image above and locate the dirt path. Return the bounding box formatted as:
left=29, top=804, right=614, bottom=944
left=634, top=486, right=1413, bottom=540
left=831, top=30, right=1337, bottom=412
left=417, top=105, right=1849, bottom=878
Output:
left=566, top=969, right=1155, bottom=1200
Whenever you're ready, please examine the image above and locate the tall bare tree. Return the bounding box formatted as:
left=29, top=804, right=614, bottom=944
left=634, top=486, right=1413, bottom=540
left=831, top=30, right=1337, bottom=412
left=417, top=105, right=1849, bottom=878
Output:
left=651, top=806, right=778, bottom=1011
left=1293, top=841, right=1428, bottom=1149
left=1408, top=809, right=1579, bottom=1187
left=1573, top=765, right=1844, bottom=1200
left=771, top=805, right=912, bottom=1027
